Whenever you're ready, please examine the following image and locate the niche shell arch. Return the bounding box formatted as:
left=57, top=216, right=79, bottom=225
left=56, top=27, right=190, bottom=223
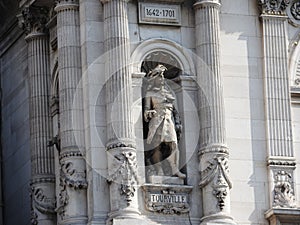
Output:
left=131, top=38, right=195, bottom=76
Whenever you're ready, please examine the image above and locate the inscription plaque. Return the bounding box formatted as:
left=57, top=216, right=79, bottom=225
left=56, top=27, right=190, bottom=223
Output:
left=143, top=184, right=193, bottom=215
left=139, top=3, right=181, bottom=26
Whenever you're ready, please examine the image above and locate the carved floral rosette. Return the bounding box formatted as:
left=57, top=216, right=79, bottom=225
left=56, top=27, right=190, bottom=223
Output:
left=259, top=0, right=290, bottom=15
left=107, top=148, right=139, bottom=206
left=143, top=184, right=193, bottom=215
left=199, top=153, right=232, bottom=211
left=287, top=0, right=300, bottom=26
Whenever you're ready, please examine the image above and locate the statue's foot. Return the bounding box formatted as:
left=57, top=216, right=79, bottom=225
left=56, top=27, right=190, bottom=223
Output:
left=175, top=171, right=186, bottom=179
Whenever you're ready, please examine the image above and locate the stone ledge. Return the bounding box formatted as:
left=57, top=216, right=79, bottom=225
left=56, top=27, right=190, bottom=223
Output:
left=265, top=208, right=300, bottom=224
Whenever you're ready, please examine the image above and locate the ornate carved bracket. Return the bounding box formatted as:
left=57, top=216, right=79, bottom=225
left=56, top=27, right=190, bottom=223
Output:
left=259, top=0, right=290, bottom=15
left=273, top=170, right=296, bottom=208
left=199, top=155, right=232, bottom=211
left=107, top=151, right=138, bottom=206
left=17, top=6, right=49, bottom=35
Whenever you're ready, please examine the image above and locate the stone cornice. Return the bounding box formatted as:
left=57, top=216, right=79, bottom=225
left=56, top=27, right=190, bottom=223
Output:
left=259, top=0, right=290, bottom=15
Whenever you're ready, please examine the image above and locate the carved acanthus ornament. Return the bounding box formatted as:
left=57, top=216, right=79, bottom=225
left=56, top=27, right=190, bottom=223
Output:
left=273, top=170, right=296, bottom=208
left=199, top=155, right=232, bottom=210
left=18, top=6, right=49, bottom=35
left=259, top=0, right=290, bottom=15
left=107, top=151, right=138, bottom=206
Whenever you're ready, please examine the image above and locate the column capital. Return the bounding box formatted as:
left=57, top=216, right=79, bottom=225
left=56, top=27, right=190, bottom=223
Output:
left=17, top=5, right=49, bottom=38
left=258, top=0, right=290, bottom=15
left=100, top=0, right=130, bottom=4
left=54, top=0, right=79, bottom=12
left=193, top=0, right=221, bottom=9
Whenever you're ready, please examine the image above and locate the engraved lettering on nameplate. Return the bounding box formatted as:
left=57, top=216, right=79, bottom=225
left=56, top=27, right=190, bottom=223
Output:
left=139, top=3, right=181, bottom=26
left=143, top=184, right=193, bottom=214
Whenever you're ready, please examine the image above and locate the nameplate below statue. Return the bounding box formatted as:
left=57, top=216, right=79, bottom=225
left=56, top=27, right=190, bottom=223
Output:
left=143, top=184, right=193, bottom=215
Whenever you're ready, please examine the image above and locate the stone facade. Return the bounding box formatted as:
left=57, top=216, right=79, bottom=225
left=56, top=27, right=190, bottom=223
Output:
left=0, top=0, right=300, bottom=225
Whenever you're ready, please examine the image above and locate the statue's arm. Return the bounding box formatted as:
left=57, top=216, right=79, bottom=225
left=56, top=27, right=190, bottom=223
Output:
left=144, top=96, right=156, bottom=122
left=173, top=107, right=182, bottom=140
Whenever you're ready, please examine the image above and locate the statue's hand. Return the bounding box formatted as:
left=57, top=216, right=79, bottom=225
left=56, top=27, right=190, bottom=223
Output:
left=144, top=110, right=157, bottom=122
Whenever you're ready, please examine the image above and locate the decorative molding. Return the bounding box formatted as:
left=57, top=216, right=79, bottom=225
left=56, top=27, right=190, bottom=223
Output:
left=106, top=141, right=136, bottom=151
left=273, top=170, right=296, bottom=208
left=17, top=6, right=49, bottom=35
left=59, top=151, right=83, bottom=161
left=107, top=151, right=138, bottom=206
left=199, top=144, right=229, bottom=156
left=259, top=0, right=290, bottom=15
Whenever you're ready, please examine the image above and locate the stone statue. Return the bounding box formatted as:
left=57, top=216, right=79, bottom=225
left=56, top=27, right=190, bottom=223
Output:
left=144, top=64, right=186, bottom=179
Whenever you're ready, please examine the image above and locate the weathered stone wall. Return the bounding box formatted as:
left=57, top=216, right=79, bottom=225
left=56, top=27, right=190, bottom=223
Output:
left=1, top=32, right=30, bottom=224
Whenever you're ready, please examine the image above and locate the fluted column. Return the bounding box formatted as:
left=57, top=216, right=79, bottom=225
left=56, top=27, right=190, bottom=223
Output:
left=194, top=1, right=236, bottom=224
left=18, top=6, right=56, bottom=225
left=259, top=0, right=297, bottom=213
left=101, top=0, right=140, bottom=221
left=55, top=1, right=87, bottom=224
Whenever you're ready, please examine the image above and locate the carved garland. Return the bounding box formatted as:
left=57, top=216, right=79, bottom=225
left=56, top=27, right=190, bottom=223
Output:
left=199, top=156, right=232, bottom=211
left=30, top=186, right=56, bottom=223
left=107, top=151, right=138, bottom=206
left=56, top=161, right=87, bottom=219
left=259, top=0, right=290, bottom=15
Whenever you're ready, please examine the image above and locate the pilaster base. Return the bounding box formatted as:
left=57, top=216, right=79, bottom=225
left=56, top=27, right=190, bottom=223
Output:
left=200, top=213, right=236, bottom=225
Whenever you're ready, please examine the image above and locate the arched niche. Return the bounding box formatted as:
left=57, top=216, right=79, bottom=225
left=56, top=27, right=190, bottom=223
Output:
left=130, top=39, right=199, bottom=183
